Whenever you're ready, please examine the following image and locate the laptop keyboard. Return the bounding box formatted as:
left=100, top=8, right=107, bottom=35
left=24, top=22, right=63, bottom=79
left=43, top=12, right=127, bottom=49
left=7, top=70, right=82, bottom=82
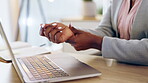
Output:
left=18, top=55, right=69, bottom=81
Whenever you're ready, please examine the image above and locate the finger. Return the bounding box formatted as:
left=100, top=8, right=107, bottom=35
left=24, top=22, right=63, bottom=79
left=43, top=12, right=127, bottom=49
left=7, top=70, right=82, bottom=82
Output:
left=39, top=24, right=46, bottom=36
left=48, top=32, right=51, bottom=41
left=40, top=23, right=58, bottom=36
left=55, top=31, right=63, bottom=43
left=44, top=22, right=67, bottom=42
left=69, top=25, right=79, bottom=34
left=40, top=24, right=51, bottom=36
left=39, top=27, right=45, bottom=36
left=40, top=24, right=45, bottom=28
left=44, top=22, right=67, bottom=36
left=41, top=23, right=57, bottom=29
left=50, top=27, right=65, bottom=42
left=51, top=22, right=58, bottom=26
left=44, top=24, right=58, bottom=37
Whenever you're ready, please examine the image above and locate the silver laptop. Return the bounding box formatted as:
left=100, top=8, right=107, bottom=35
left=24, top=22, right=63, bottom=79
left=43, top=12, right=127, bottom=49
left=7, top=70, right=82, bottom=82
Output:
left=0, top=22, right=101, bottom=83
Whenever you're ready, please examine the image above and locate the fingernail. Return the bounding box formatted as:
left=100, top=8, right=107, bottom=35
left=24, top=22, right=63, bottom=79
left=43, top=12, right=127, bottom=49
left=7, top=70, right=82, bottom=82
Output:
left=58, top=27, right=62, bottom=29
left=41, top=24, right=45, bottom=28
left=52, top=23, right=57, bottom=26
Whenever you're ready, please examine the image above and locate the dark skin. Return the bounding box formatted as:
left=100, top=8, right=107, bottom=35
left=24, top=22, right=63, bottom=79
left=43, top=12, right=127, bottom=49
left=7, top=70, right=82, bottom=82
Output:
left=67, top=26, right=103, bottom=51
left=40, top=22, right=74, bottom=43
left=40, top=22, right=103, bottom=51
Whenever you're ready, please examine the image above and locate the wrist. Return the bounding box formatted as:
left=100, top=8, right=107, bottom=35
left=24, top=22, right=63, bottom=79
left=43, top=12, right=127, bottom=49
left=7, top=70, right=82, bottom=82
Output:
left=93, top=35, right=103, bottom=50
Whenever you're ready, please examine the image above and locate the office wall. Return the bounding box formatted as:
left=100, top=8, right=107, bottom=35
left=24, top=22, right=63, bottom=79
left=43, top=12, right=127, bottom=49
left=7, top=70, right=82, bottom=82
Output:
left=0, top=0, right=12, bottom=42
left=9, top=0, right=19, bottom=41
left=0, top=0, right=19, bottom=42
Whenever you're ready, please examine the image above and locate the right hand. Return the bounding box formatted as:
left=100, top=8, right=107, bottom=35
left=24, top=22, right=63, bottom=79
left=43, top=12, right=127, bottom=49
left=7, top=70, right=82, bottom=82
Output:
left=40, top=22, right=74, bottom=44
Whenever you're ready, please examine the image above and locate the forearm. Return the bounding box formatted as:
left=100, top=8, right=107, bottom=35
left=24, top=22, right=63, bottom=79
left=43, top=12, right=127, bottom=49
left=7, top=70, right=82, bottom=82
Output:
left=92, top=35, right=103, bottom=50
left=102, top=36, right=148, bottom=65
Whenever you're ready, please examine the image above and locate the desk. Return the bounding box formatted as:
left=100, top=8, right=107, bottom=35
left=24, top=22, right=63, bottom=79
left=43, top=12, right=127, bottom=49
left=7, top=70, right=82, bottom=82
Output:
left=0, top=53, right=148, bottom=83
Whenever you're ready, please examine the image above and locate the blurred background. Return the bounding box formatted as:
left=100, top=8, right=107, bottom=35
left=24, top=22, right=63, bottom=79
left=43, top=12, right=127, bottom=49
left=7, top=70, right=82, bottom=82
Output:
left=0, top=0, right=112, bottom=54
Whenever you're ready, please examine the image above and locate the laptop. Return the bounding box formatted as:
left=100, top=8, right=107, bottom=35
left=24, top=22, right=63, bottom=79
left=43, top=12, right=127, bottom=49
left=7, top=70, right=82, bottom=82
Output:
left=0, top=22, right=101, bottom=83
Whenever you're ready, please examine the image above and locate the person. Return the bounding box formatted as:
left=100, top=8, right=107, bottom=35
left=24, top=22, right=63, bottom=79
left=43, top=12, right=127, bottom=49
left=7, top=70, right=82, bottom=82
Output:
left=40, top=0, right=148, bottom=65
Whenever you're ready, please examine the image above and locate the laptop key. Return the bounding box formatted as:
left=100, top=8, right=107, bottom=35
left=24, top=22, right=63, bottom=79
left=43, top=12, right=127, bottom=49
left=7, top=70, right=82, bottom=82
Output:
left=19, top=55, right=69, bottom=80
left=18, top=59, right=36, bottom=81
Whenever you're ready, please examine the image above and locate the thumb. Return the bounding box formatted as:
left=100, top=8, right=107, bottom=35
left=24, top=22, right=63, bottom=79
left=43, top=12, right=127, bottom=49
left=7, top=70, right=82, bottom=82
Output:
left=69, top=24, right=79, bottom=34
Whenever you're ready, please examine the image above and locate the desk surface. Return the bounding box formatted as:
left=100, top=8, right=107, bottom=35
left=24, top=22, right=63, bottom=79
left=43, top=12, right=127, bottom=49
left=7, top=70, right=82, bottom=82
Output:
left=0, top=53, right=148, bottom=83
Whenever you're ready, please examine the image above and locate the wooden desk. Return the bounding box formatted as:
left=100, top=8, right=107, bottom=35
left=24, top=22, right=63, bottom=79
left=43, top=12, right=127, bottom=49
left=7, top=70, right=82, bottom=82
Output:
left=0, top=53, right=148, bottom=83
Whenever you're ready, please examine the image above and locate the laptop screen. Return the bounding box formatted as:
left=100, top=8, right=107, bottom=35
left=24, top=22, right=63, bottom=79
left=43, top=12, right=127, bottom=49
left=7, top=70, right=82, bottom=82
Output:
left=0, top=22, right=15, bottom=61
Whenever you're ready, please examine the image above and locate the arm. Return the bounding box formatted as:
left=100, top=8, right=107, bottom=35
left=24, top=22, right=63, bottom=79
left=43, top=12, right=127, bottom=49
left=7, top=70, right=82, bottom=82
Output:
left=102, top=36, right=148, bottom=65
left=67, top=27, right=148, bottom=65
left=40, top=20, right=148, bottom=65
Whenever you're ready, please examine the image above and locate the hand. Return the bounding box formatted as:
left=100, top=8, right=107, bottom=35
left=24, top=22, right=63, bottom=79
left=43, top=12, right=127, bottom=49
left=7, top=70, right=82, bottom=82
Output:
left=67, top=26, right=103, bottom=51
left=40, top=22, right=74, bottom=43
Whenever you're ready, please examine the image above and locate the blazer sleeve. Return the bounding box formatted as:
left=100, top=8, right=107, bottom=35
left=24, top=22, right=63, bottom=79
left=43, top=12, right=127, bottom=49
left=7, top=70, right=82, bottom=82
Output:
left=102, top=36, right=148, bottom=65
left=84, top=5, right=116, bottom=37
